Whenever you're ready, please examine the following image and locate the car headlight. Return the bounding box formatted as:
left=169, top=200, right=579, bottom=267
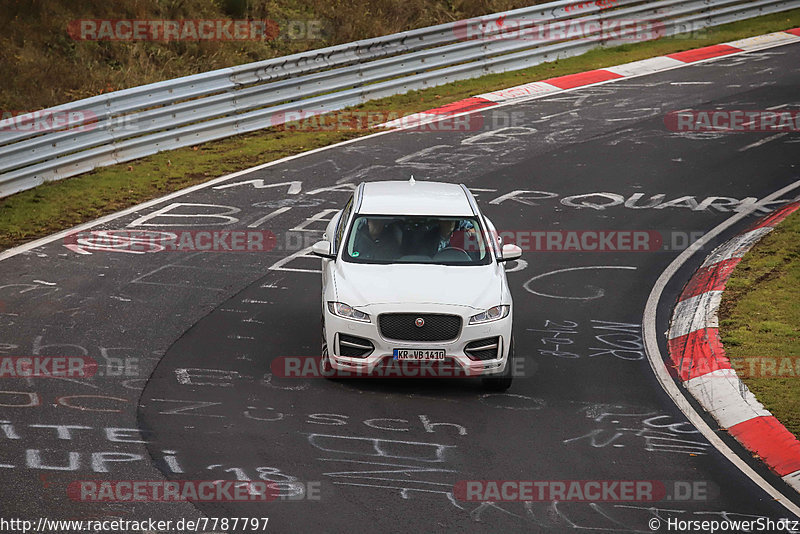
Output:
left=327, top=302, right=371, bottom=323
left=469, top=305, right=510, bottom=325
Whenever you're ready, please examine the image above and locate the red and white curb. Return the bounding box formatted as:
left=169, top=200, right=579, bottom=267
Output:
left=667, top=202, right=800, bottom=493
left=378, top=28, right=800, bottom=128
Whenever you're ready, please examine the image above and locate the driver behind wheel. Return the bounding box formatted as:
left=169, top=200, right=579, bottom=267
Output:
left=425, top=219, right=476, bottom=256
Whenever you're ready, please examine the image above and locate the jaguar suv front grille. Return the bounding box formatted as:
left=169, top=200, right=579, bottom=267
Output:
left=378, top=313, right=461, bottom=342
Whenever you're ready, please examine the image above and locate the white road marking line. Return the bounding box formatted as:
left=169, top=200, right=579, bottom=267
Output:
left=523, top=266, right=637, bottom=300
left=248, top=206, right=292, bottom=228
left=738, top=132, right=789, bottom=152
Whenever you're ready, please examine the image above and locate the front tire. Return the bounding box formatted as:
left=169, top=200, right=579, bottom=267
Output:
left=321, top=320, right=335, bottom=379
left=482, top=337, right=514, bottom=391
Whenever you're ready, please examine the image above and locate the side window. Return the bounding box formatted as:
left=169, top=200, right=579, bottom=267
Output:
left=334, top=196, right=354, bottom=252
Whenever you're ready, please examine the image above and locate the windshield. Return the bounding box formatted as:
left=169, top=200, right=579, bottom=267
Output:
left=342, top=215, right=492, bottom=265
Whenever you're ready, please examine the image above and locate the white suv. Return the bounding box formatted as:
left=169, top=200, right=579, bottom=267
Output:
left=312, top=179, right=522, bottom=390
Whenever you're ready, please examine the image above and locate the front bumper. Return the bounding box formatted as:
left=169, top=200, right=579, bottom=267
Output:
left=323, top=304, right=512, bottom=377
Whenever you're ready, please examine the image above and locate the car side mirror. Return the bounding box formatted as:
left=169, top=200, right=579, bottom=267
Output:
left=311, top=240, right=336, bottom=259
left=499, top=244, right=522, bottom=262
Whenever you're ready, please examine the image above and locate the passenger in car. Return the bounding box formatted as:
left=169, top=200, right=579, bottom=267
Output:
left=352, top=218, right=402, bottom=260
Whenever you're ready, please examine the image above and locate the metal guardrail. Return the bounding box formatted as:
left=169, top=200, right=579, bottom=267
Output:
left=1, top=0, right=797, bottom=197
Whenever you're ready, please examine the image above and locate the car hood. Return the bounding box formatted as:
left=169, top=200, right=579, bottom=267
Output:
left=332, top=262, right=504, bottom=310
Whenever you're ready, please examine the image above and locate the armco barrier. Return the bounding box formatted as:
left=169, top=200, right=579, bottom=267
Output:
left=1, top=0, right=798, bottom=197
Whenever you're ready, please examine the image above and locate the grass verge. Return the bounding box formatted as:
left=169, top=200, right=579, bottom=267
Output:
left=1, top=9, right=799, bottom=252
left=719, top=209, right=800, bottom=439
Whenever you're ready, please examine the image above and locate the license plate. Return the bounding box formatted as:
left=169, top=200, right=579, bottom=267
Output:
left=393, top=349, right=446, bottom=361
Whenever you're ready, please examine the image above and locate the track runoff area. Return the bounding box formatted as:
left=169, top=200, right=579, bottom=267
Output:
left=0, top=29, right=799, bottom=534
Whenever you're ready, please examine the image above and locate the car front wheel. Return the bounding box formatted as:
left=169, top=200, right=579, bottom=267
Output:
left=321, top=320, right=335, bottom=379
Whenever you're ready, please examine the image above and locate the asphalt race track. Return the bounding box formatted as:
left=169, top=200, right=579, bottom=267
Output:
left=1, top=42, right=799, bottom=533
